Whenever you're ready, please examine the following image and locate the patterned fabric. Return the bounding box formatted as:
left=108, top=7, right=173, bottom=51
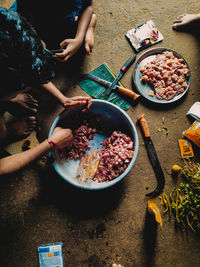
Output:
left=9, top=0, right=83, bottom=47
left=64, top=0, right=82, bottom=21
left=0, top=7, right=55, bottom=97
left=10, top=0, right=83, bottom=22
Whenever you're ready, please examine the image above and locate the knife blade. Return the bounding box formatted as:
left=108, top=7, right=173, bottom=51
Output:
left=80, top=74, right=140, bottom=100
left=137, top=114, right=165, bottom=198
left=105, top=54, right=137, bottom=97
left=48, top=49, right=64, bottom=55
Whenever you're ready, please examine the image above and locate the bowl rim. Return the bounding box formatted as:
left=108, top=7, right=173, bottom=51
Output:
left=48, top=99, right=139, bottom=190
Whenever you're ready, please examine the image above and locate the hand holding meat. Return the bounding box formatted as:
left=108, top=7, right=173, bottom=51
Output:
left=49, top=127, right=73, bottom=149
left=62, top=96, right=92, bottom=111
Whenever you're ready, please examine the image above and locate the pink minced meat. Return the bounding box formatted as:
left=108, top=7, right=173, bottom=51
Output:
left=93, top=131, right=134, bottom=182
left=65, top=123, right=97, bottom=161
left=64, top=120, right=134, bottom=182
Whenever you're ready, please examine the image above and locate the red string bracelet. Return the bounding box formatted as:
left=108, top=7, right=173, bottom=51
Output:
left=48, top=140, right=64, bottom=152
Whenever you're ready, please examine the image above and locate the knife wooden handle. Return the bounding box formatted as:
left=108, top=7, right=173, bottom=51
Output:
left=137, top=114, right=150, bottom=137
left=117, top=86, right=140, bottom=101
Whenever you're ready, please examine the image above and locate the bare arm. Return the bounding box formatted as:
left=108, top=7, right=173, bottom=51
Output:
left=41, top=82, right=67, bottom=106
left=41, top=82, right=92, bottom=110
left=0, top=127, right=73, bottom=176
left=56, top=0, right=94, bottom=62
left=0, top=140, right=51, bottom=175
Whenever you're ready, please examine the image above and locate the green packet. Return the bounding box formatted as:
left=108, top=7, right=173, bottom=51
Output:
left=38, top=242, right=64, bottom=267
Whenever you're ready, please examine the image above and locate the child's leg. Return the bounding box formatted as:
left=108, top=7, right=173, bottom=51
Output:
left=84, top=13, right=97, bottom=55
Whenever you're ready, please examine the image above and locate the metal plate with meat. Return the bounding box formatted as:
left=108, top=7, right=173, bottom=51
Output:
left=132, top=47, right=191, bottom=104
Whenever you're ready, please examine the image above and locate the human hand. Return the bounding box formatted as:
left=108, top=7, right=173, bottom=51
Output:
left=49, top=127, right=73, bottom=149
left=54, top=38, right=82, bottom=62
left=61, top=96, right=92, bottom=111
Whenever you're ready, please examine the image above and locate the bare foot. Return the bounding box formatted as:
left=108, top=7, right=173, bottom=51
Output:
left=6, top=116, right=36, bottom=143
left=172, top=13, right=200, bottom=30
left=112, top=264, right=124, bottom=267
left=5, top=93, right=38, bottom=117
left=85, top=14, right=97, bottom=55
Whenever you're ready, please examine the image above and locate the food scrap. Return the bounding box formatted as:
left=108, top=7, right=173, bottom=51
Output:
left=147, top=199, right=163, bottom=228
left=140, top=51, right=189, bottom=100
left=157, top=126, right=169, bottom=135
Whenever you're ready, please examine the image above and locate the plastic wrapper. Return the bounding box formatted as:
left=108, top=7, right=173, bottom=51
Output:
left=187, top=101, right=200, bottom=121
left=78, top=150, right=100, bottom=183
left=178, top=139, right=194, bottom=158
left=38, top=242, right=64, bottom=267
left=183, top=121, right=200, bottom=147
left=125, top=20, right=164, bottom=52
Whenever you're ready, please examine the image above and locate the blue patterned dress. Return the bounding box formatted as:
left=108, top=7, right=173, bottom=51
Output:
left=0, top=7, right=55, bottom=97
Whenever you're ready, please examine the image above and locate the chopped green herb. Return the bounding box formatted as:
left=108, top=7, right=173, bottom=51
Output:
left=160, top=161, right=200, bottom=232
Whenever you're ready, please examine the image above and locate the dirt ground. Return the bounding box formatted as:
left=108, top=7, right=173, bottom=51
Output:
left=0, top=0, right=200, bottom=266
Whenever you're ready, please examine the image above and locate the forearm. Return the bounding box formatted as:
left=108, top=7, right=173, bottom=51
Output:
left=0, top=140, right=51, bottom=176
left=75, top=1, right=94, bottom=41
left=41, top=82, right=66, bottom=106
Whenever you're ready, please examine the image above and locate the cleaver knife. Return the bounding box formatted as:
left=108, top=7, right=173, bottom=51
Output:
left=80, top=73, right=140, bottom=100
left=137, top=114, right=165, bottom=198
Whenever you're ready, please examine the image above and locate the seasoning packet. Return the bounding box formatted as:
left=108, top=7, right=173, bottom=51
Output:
left=38, top=242, right=64, bottom=267
left=178, top=139, right=194, bottom=158
left=125, top=20, right=164, bottom=52
left=187, top=101, right=200, bottom=121
left=183, top=121, right=200, bottom=147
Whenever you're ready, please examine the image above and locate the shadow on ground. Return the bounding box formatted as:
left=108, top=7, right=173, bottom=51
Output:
left=34, top=163, right=124, bottom=220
